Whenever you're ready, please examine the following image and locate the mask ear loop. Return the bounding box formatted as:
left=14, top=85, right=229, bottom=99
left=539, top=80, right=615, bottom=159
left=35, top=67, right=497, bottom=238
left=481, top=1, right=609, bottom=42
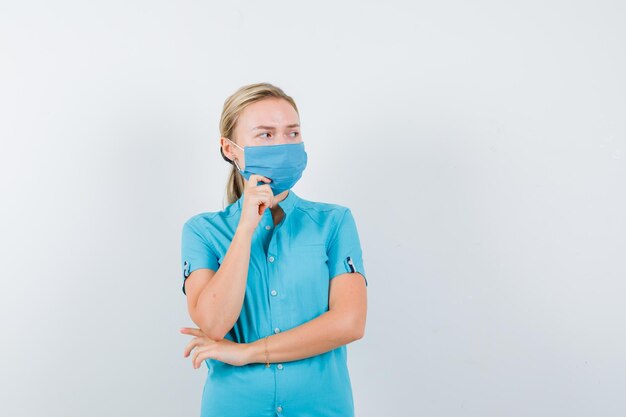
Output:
left=226, top=138, right=244, bottom=172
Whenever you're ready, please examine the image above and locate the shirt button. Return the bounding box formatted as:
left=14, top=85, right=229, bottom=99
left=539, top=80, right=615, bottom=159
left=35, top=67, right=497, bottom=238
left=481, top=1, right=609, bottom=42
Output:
left=270, top=290, right=277, bottom=296
left=276, top=406, right=283, bottom=413
left=274, top=327, right=281, bottom=334
left=265, top=225, right=271, bottom=230
left=268, top=256, right=275, bottom=262
left=277, top=364, right=283, bottom=370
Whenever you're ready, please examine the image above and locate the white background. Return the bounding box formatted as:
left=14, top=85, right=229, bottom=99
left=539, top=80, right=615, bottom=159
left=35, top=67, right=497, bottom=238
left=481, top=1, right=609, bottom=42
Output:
left=1, top=1, right=625, bottom=416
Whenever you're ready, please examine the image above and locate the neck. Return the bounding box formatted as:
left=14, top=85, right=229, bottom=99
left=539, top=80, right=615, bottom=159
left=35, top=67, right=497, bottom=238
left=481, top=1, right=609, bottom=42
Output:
left=273, top=189, right=289, bottom=204
left=270, top=190, right=289, bottom=213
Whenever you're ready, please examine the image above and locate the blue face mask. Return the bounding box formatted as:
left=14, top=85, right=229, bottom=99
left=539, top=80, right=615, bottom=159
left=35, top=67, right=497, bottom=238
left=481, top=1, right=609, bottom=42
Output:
left=227, top=138, right=308, bottom=194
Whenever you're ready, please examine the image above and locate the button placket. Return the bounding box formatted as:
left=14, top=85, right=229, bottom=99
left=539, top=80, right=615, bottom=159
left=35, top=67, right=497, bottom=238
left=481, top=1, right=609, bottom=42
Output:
left=267, top=215, right=283, bottom=378
left=266, top=207, right=289, bottom=412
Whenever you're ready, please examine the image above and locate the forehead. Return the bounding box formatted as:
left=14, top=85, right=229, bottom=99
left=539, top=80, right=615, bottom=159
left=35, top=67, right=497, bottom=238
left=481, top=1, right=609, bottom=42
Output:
left=238, top=97, right=299, bottom=130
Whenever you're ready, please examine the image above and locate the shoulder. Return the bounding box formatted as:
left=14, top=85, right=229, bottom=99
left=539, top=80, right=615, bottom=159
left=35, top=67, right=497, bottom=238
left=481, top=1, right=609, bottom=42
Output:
left=183, top=211, right=218, bottom=229
left=183, top=199, right=241, bottom=229
left=294, top=195, right=353, bottom=225
left=182, top=207, right=232, bottom=235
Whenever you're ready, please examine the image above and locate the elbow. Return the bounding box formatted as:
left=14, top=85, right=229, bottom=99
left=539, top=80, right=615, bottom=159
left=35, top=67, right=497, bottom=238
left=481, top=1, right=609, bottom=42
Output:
left=197, top=319, right=231, bottom=341
left=352, top=323, right=366, bottom=341
left=343, top=315, right=366, bottom=342
left=193, top=314, right=231, bottom=341
left=200, top=326, right=227, bottom=341
left=190, top=302, right=236, bottom=341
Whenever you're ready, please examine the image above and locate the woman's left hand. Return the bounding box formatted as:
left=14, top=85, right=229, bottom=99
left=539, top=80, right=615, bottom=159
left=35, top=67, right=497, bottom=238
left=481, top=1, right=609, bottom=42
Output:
left=180, top=327, right=251, bottom=368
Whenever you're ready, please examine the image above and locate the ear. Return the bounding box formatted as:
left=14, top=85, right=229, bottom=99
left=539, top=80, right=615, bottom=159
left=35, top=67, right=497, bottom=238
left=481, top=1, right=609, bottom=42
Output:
left=220, top=137, right=237, bottom=160
left=219, top=139, right=235, bottom=164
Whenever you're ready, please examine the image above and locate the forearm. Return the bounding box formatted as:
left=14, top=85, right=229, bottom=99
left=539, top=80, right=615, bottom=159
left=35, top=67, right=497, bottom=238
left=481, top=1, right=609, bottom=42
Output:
left=245, top=309, right=361, bottom=364
left=195, top=227, right=254, bottom=340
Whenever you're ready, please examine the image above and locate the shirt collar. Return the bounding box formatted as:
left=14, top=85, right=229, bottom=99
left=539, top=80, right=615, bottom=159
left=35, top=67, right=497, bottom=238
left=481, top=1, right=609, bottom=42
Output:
left=236, top=188, right=300, bottom=215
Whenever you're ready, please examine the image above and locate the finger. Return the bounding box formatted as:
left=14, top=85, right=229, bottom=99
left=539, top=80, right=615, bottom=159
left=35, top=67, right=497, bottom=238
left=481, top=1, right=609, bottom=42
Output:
left=250, top=173, right=271, bottom=183
left=183, top=338, right=201, bottom=358
left=250, top=191, right=269, bottom=213
left=184, top=336, right=218, bottom=357
left=256, top=186, right=275, bottom=208
left=180, top=327, right=204, bottom=337
left=248, top=174, right=272, bottom=188
left=258, top=195, right=271, bottom=215
left=193, top=346, right=212, bottom=369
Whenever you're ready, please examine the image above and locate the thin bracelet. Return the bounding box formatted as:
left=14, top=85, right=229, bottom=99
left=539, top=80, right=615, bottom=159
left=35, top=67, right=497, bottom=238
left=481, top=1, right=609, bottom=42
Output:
left=264, top=335, right=271, bottom=367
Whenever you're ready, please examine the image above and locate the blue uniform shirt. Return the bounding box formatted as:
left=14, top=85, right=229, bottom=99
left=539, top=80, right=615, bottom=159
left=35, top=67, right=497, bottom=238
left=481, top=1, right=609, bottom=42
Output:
left=180, top=189, right=368, bottom=417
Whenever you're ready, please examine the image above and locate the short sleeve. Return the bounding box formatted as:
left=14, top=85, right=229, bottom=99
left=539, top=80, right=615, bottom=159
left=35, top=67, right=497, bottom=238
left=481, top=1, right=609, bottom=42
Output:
left=180, top=219, right=220, bottom=295
left=327, top=208, right=368, bottom=286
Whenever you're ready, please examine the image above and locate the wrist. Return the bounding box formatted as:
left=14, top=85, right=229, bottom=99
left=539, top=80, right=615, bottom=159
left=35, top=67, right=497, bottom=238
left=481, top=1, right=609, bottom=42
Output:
left=245, top=339, right=265, bottom=364
left=235, top=225, right=255, bottom=239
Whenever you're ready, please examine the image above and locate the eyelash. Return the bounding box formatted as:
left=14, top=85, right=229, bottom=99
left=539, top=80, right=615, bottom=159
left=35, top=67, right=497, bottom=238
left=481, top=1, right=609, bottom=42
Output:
left=259, top=132, right=300, bottom=139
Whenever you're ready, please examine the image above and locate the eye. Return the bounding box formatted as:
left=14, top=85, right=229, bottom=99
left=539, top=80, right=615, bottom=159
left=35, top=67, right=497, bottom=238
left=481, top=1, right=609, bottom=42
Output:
left=290, top=131, right=300, bottom=137
left=259, top=132, right=271, bottom=139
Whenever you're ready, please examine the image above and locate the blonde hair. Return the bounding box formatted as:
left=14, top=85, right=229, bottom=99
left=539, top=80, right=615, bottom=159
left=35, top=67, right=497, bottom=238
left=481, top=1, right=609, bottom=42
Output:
left=219, top=82, right=300, bottom=206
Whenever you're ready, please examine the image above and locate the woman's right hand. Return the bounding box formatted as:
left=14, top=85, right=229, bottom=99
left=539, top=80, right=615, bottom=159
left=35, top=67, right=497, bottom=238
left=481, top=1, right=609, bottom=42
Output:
left=237, top=174, right=274, bottom=234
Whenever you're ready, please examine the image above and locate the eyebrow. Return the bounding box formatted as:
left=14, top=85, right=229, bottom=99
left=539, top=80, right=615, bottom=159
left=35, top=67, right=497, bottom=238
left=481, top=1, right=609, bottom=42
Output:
left=251, top=123, right=300, bottom=131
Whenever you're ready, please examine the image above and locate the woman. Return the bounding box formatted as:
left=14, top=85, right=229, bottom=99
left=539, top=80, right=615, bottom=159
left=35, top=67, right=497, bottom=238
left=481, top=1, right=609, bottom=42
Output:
left=179, top=82, right=368, bottom=417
